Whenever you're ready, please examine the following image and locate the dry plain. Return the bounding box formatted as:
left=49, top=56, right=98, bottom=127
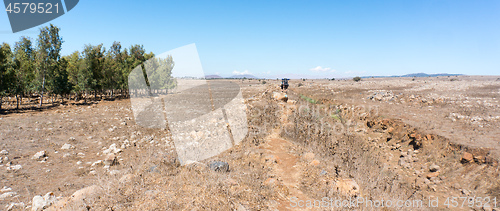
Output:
left=0, top=76, right=499, bottom=210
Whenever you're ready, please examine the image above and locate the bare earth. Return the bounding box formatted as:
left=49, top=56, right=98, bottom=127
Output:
left=0, top=76, right=499, bottom=210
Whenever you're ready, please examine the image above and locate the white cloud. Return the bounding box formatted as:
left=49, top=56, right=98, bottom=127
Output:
left=232, top=70, right=251, bottom=75
left=309, top=66, right=335, bottom=72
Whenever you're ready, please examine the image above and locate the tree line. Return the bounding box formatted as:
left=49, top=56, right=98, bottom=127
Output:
left=0, top=24, right=172, bottom=112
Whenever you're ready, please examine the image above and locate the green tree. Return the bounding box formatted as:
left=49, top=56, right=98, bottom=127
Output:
left=145, top=55, right=175, bottom=95
left=13, top=36, right=36, bottom=108
left=81, top=44, right=106, bottom=100
left=353, top=76, right=361, bottom=82
left=35, top=24, right=63, bottom=107
left=0, top=43, right=15, bottom=112
left=51, top=57, right=71, bottom=101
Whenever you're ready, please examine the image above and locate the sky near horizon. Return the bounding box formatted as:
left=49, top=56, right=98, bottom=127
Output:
left=1, top=0, right=499, bottom=78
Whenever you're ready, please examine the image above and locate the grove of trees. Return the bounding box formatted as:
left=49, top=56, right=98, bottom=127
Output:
left=0, top=24, right=172, bottom=112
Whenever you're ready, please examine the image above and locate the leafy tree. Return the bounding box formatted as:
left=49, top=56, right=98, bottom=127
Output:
left=81, top=44, right=106, bottom=99
left=13, top=36, right=35, bottom=108
left=353, top=76, right=361, bottom=82
left=0, top=43, right=15, bottom=112
left=145, top=55, right=175, bottom=94
left=51, top=57, right=71, bottom=101
left=35, top=24, right=63, bottom=106
left=103, top=41, right=125, bottom=97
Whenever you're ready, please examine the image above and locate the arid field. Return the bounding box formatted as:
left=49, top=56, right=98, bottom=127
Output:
left=0, top=76, right=499, bottom=210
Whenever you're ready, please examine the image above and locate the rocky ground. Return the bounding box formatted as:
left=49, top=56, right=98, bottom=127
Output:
left=0, top=76, right=499, bottom=210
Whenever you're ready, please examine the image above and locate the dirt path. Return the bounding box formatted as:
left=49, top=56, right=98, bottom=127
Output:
left=260, top=93, right=316, bottom=210
left=263, top=130, right=314, bottom=210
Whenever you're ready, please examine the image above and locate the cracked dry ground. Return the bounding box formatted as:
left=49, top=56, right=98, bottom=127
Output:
left=0, top=78, right=499, bottom=210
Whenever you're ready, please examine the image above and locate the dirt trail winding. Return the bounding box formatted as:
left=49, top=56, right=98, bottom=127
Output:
left=263, top=132, right=314, bottom=210
left=260, top=92, right=316, bottom=210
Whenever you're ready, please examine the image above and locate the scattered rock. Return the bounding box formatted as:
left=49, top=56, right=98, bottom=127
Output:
left=61, top=143, right=75, bottom=150
left=461, top=152, right=473, bottom=163
left=426, top=171, right=440, bottom=179
left=0, top=191, right=16, bottom=199
left=474, top=155, right=486, bottom=163
left=0, top=150, right=8, bottom=155
left=31, top=192, right=56, bottom=211
left=103, top=154, right=118, bottom=166
left=6, top=164, right=22, bottom=172
left=91, top=160, right=103, bottom=167
left=310, top=160, right=320, bottom=166
left=6, top=202, right=25, bottom=211
left=1, top=186, right=12, bottom=192
left=31, top=151, right=46, bottom=161
left=49, top=185, right=100, bottom=210
left=208, top=161, right=229, bottom=172
left=429, top=164, right=440, bottom=172
left=272, top=92, right=288, bottom=102
left=102, top=143, right=122, bottom=155
left=68, top=137, right=76, bottom=142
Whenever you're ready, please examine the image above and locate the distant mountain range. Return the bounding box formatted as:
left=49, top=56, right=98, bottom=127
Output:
left=362, top=73, right=463, bottom=78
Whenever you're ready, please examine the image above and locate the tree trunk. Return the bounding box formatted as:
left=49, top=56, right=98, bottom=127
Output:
left=39, top=76, right=45, bottom=107
left=16, top=95, right=19, bottom=110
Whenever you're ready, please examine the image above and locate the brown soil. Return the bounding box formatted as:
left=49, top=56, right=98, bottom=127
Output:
left=0, top=77, right=499, bottom=210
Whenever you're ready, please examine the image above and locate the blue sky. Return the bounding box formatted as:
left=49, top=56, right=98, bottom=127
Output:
left=1, top=0, right=499, bottom=78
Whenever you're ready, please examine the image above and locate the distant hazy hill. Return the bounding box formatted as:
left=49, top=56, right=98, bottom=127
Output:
left=401, top=73, right=463, bottom=77
left=205, top=74, right=223, bottom=79
left=227, top=74, right=259, bottom=79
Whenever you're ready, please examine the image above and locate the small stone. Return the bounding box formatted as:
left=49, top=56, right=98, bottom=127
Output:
left=6, top=164, right=22, bottom=171
left=31, top=192, right=56, bottom=211
left=0, top=191, right=16, bottom=199
left=76, top=161, right=82, bottom=165
left=474, top=155, right=486, bottom=163
left=429, top=164, right=440, bottom=172
left=1, top=186, right=12, bottom=192
left=0, top=150, right=8, bottom=155
left=426, top=171, right=440, bottom=179
left=6, top=202, right=25, bottom=211
left=31, top=151, right=46, bottom=161
left=208, top=161, right=229, bottom=172
left=68, top=137, right=76, bottom=142
left=103, top=154, right=117, bottom=166
left=61, top=143, right=75, bottom=150
left=102, top=143, right=122, bottom=155
left=310, top=160, right=320, bottom=166
left=91, top=160, right=103, bottom=167
left=461, top=152, right=473, bottom=163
